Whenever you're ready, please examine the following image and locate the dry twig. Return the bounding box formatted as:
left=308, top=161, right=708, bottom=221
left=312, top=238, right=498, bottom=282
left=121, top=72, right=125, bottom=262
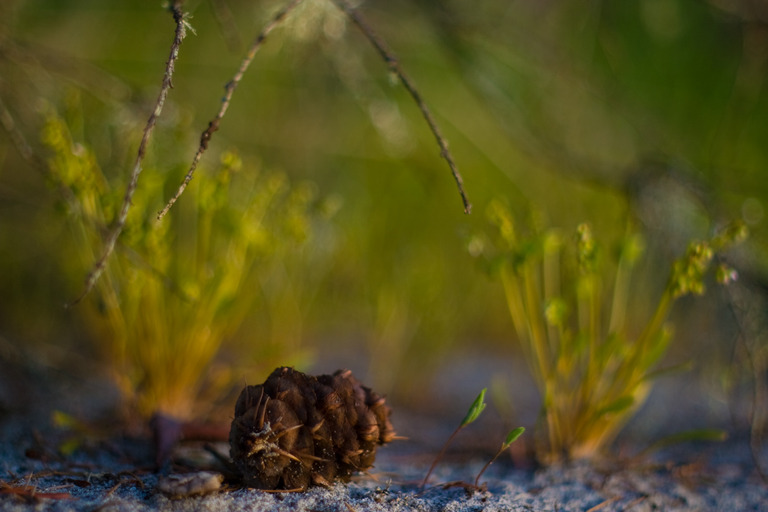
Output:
left=0, top=481, right=74, bottom=502
left=157, top=0, right=304, bottom=220
left=71, top=0, right=470, bottom=304
left=69, top=1, right=189, bottom=306
left=585, top=496, right=621, bottom=512
left=330, top=0, right=471, bottom=214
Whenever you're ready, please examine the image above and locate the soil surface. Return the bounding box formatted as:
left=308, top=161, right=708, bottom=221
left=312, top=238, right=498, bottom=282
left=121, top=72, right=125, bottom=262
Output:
left=1, top=421, right=766, bottom=511
left=1, top=353, right=767, bottom=511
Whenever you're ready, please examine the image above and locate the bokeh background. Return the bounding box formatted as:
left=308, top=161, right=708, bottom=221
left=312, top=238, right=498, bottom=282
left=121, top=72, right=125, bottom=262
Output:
left=1, top=0, right=767, bottom=445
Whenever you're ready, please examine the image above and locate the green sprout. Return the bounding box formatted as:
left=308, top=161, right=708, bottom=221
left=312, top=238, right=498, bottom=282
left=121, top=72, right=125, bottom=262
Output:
left=480, top=199, right=746, bottom=462
left=474, top=427, right=525, bottom=487
left=461, top=388, right=488, bottom=427
left=421, top=388, right=487, bottom=489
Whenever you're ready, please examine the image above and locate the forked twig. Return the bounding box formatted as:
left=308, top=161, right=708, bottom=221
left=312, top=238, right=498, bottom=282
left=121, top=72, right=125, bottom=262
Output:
left=69, top=1, right=190, bottom=306
left=157, top=0, right=304, bottom=220
left=330, top=0, right=471, bottom=214
left=71, top=0, right=469, bottom=303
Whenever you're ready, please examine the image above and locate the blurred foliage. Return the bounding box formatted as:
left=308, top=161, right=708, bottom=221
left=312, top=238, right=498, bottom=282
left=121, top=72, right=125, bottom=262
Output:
left=41, top=101, right=332, bottom=420
left=475, top=199, right=745, bottom=461
left=0, top=0, right=767, bottom=425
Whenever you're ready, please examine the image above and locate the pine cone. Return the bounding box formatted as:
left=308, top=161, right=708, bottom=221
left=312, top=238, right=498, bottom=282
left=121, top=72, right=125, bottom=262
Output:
left=229, top=367, right=395, bottom=490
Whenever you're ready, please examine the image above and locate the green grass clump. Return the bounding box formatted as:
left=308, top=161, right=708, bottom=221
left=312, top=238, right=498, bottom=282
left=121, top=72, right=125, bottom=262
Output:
left=42, top=107, right=333, bottom=421
left=476, top=199, right=746, bottom=462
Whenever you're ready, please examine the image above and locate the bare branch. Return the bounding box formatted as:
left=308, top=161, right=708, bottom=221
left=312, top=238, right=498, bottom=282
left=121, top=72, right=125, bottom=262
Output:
left=330, top=0, right=471, bottom=214
left=69, top=1, right=189, bottom=306
left=157, top=0, right=304, bottom=221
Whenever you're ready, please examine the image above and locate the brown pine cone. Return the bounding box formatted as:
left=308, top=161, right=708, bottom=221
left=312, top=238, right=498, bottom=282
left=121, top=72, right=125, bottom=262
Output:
left=229, top=367, right=396, bottom=490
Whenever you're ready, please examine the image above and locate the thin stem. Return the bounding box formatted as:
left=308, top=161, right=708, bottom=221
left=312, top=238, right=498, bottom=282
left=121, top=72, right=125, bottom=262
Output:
left=157, top=0, right=303, bottom=220
left=579, top=274, right=600, bottom=437
left=474, top=451, right=501, bottom=487
left=420, top=426, right=460, bottom=490
left=629, top=289, right=673, bottom=372
left=330, top=0, right=471, bottom=214
left=69, top=1, right=188, bottom=306
left=499, top=267, right=543, bottom=390
left=522, top=262, right=549, bottom=383
left=608, top=237, right=635, bottom=335
left=542, top=234, right=561, bottom=354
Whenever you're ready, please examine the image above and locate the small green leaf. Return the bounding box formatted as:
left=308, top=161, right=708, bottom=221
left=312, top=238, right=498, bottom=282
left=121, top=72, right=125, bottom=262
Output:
left=643, top=361, right=693, bottom=381
left=52, top=410, right=79, bottom=430
left=460, top=388, right=487, bottom=428
left=641, top=429, right=727, bottom=456
left=661, top=428, right=727, bottom=444
left=58, top=437, right=81, bottom=456
left=593, top=396, right=634, bottom=419
left=502, top=427, right=525, bottom=449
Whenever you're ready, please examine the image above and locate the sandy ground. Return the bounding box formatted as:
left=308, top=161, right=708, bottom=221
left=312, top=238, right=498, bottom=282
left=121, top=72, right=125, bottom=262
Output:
left=1, top=353, right=767, bottom=511
left=0, top=425, right=766, bottom=511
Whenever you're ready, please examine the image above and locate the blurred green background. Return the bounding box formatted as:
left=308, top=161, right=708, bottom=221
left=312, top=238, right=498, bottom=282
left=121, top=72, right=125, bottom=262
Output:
left=1, top=0, right=766, bottom=425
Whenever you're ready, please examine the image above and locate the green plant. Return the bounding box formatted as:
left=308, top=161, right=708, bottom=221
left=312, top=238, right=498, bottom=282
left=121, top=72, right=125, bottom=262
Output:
left=421, top=388, right=525, bottom=489
left=477, top=199, right=746, bottom=462
left=42, top=106, right=332, bottom=421
left=421, top=388, right=487, bottom=489
left=474, top=426, right=525, bottom=487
